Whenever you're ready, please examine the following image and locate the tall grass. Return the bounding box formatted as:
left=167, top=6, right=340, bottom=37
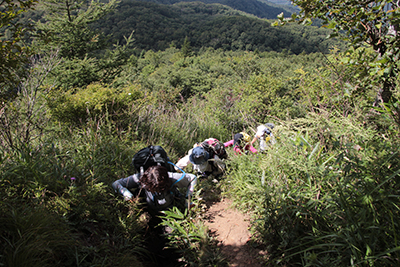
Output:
left=0, top=117, right=151, bottom=266
left=0, top=205, right=76, bottom=267
left=224, top=111, right=400, bottom=266
left=1, top=107, right=228, bottom=266
left=135, top=97, right=230, bottom=157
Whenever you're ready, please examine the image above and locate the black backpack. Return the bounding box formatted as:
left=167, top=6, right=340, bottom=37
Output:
left=132, top=145, right=175, bottom=172
left=201, top=138, right=228, bottom=159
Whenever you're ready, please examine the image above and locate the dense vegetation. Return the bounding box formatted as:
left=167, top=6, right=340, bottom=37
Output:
left=137, top=0, right=296, bottom=18
left=93, top=0, right=337, bottom=53
left=13, top=0, right=338, bottom=54
left=1, top=0, right=400, bottom=266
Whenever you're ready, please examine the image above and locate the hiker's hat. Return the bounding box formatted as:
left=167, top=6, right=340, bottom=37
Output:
left=265, top=123, right=275, bottom=130
left=262, top=123, right=274, bottom=135
left=240, top=132, right=251, bottom=143
left=189, top=146, right=209, bottom=165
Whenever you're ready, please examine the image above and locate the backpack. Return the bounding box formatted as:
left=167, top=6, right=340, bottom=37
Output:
left=201, top=138, right=228, bottom=159
left=132, top=145, right=175, bottom=172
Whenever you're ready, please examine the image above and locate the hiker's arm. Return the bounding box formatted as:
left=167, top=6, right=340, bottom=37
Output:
left=269, top=133, right=276, bottom=145
left=186, top=173, right=197, bottom=197
left=175, top=154, right=190, bottom=170
left=112, top=174, right=140, bottom=201
left=224, top=139, right=234, bottom=147
left=170, top=172, right=197, bottom=197
left=251, top=136, right=258, bottom=145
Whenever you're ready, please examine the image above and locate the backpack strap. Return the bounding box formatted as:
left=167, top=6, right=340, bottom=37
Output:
left=150, top=162, right=186, bottom=208
left=142, top=145, right=154, bottom=169
left=168, top=161, right=186, bottom=188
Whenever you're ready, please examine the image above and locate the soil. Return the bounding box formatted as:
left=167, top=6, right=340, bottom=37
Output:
left=204, top=198, right=265, bottom=267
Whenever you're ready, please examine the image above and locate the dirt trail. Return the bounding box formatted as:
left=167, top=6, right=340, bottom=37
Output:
left=204, top=198, right=264, bottom=267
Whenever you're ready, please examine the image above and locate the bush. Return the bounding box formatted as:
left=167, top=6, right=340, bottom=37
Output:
left=47, top=83, right=146, bottom=126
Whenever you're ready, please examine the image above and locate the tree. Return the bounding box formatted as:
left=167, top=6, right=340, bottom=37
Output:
left=34, top=0, right=136, bottom=89
left=181, top=36, right=193, bottom=57
left=35, top=0, right=119, bottom=59
left=276, top=0, right=400, bottom=124
left=0, top=0, right=37, bottom=98
left=0, top=52, right=61, bottom=152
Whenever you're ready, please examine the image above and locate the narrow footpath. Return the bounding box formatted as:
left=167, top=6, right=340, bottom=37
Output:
left=204, top=198, right=265, bottom=267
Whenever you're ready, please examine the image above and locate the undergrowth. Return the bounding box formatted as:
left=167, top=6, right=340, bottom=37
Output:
left=1, top=48, right=400, bottom=266
left=224, top=112, right=400, bottom=266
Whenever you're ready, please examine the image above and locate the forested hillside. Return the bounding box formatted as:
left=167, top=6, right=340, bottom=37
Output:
left=93, top=0, right=340, bottom=53
left=15, top=0, right=338, bottom=54
left=1, top=0, right=400, bottom=266
left=265, top=0, right=292, bottom=6
left=136, top=0, right=295, bottom=18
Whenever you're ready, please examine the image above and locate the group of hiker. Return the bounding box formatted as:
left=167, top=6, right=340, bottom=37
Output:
left=112, top=123, right=275, bottom=212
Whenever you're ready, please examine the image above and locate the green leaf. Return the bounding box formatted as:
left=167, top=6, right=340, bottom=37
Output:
left=326, top=21, right=336, bottom=29
left=376, top=57, right=388, bottom=64
left=308, top=142, right=320, bottom=160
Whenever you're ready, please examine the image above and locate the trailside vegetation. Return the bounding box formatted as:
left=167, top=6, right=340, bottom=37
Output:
left=0, top=0, right=37, bottom=100
left=1, top=0, right=399, bottom=266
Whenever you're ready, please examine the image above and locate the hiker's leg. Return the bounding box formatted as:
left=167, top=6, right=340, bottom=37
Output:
left=212, top=161, right=225, bottom=177
left=245, top=144, right=258, bottom=154
left=233, top=146, right=242, bottom=155
left=259, top=138, right=267, bottom=152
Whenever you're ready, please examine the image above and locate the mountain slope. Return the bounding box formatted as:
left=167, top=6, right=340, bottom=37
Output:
left=136, top=0, right=293, bottom=19
left=94, top=0, right=341, bottom=54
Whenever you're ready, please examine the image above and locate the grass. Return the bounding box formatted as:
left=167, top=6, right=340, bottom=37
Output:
left=2, top=108, right=399, bottom=266
left=223, top=113, right=400, bottom=266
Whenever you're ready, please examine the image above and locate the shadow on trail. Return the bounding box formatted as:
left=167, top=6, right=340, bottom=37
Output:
left=216, top=242, right=264, bottom=267
left=142, top=226, right=182, bottom=267
left=138, top=214, right=183, bottom=267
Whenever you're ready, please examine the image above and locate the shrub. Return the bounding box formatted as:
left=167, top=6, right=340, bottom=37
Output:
left=47, top=83, right=146, bottom=126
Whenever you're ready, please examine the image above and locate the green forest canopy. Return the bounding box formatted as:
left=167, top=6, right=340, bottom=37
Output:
left=137, top=0, right=296, bottom=18
left=92, top=0, right=342, bottom=53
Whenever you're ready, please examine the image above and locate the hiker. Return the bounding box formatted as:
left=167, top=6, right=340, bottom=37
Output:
left=224, top=132, right=258, bottom=155
left=112, top=165, right=197, bottom=212
left=176, top=138, right=227, bottom=178
left=251, top=123, right=276, bottom=152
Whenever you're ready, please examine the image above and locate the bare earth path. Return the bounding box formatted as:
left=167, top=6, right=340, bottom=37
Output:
left=204, top=198, right=264, bottom=267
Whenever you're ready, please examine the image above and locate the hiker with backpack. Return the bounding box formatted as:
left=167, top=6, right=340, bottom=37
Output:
left=224, top=131, right=258, bottom=155
left=175, top=138, right=227, bottom=178
left=112, top=146, right=197, bottom=212
left=251, top=123, right=276, bottom=152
